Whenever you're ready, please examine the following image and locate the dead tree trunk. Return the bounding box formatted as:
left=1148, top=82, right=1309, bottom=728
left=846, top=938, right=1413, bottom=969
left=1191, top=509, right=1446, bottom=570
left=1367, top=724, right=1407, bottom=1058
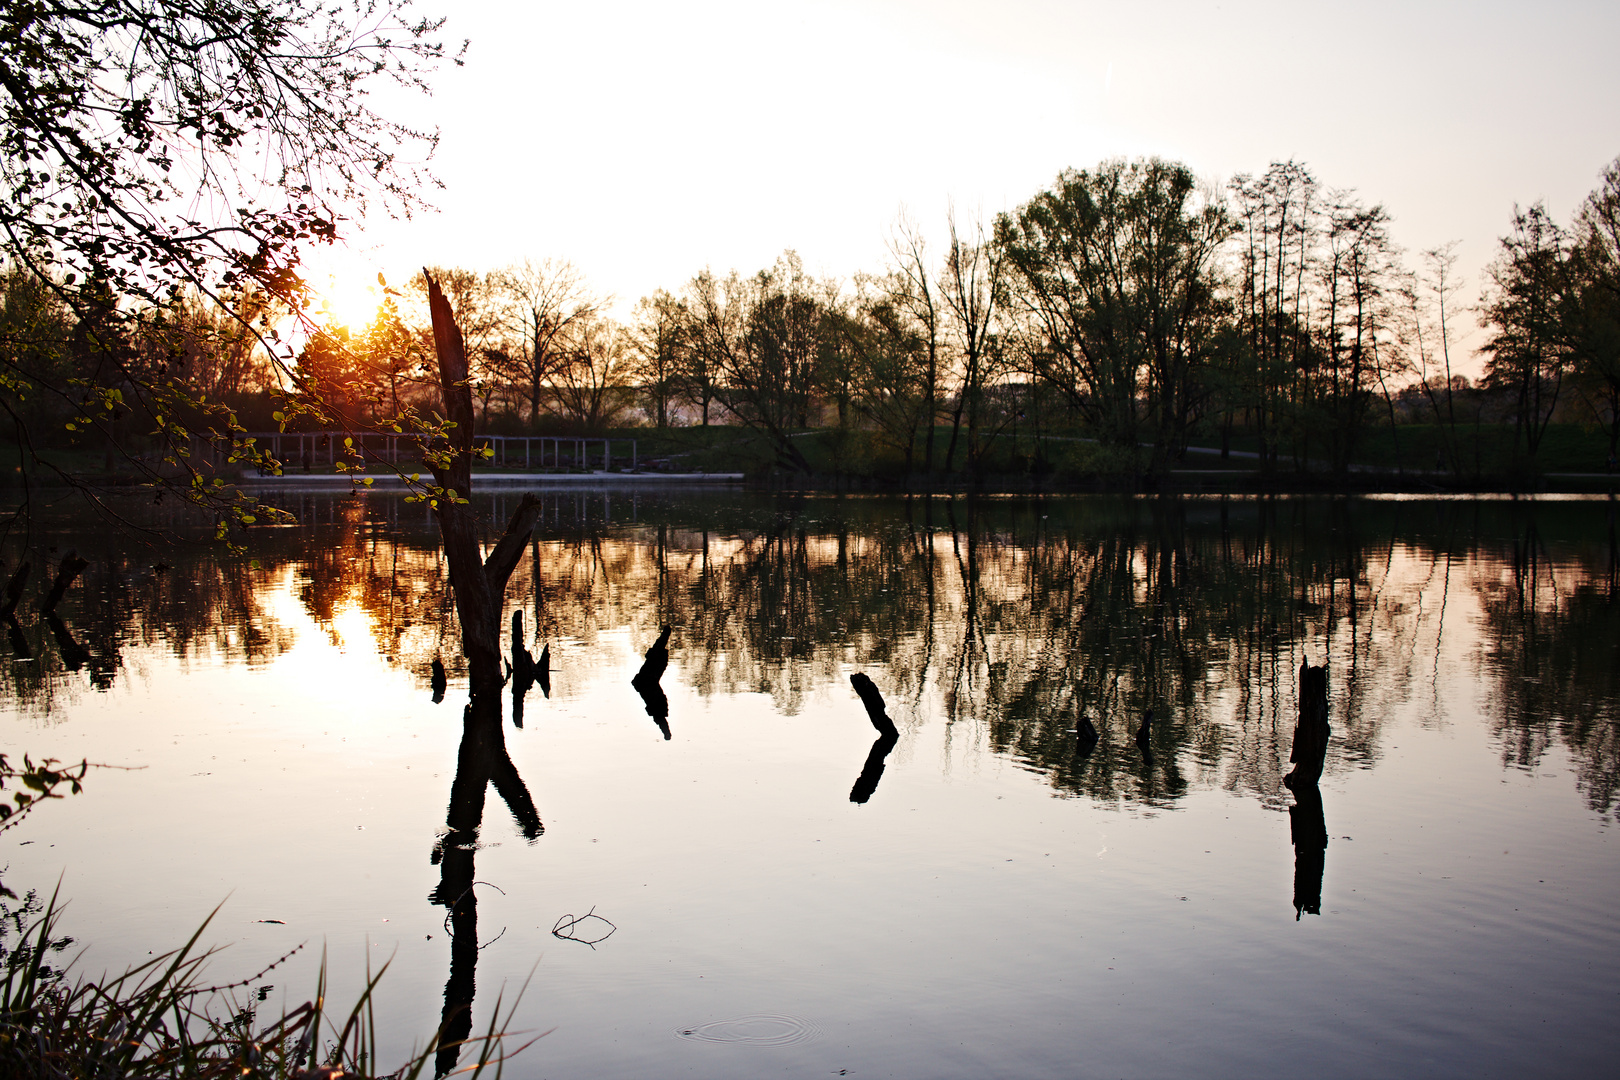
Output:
left=41, top=550, right=88, bottom=614
left=1284, top=660, right=1331, bottom=917
left=1284, top=662, right=1330, bottom=789
left=424, top=272, right=543, bottom=724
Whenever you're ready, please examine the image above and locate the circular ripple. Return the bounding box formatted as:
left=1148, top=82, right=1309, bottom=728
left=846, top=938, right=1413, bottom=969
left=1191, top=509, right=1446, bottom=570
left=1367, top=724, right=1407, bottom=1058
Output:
left=674, top=1014, right=822, bottom=1046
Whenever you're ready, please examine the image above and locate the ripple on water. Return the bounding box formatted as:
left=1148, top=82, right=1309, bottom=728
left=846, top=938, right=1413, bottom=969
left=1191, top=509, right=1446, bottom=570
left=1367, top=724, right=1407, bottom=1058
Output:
left=675, top=1014, right=823, bottom=1045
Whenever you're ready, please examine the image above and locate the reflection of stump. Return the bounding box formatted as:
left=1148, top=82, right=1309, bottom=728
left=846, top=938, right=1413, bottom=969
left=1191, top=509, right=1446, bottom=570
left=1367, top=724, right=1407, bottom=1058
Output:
left=1075, top=713, right=1099, bottom=756
left=1284, top=662, right=1330, bottom=918
left=508, top=611, right=536, bottom=728
left=632, top=627, right=672, bottom=738
left=1284, top=662, right=1330, bottom=789
left=45, top=613, right=90, bottom=671
left=1289, top=781, right=1328, bottom=918
left=430, top=702, right=542, bottom=1076
left=634, top=678, right=671, bottom=739
left=849, top=730, right=899, bottom=804
left=1134, top=708, right=1155, bottom=768
left=510, top=610, right=536, bottom=684
left=3, top=614, right=32, bottom=660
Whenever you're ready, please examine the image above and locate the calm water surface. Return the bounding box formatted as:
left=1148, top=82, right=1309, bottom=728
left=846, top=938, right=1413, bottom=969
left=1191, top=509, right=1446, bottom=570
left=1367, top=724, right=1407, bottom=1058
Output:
left=3, top=489, right=1617, bottom=1078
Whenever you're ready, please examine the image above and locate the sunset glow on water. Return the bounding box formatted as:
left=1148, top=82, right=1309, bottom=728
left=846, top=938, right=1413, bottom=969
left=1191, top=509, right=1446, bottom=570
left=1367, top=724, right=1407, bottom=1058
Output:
left=4, top=490, right=1616, bottom=1078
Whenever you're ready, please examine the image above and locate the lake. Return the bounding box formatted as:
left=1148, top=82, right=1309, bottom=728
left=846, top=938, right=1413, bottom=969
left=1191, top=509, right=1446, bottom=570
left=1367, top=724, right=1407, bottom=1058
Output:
left=4, top=487, right=1617, bottom=1078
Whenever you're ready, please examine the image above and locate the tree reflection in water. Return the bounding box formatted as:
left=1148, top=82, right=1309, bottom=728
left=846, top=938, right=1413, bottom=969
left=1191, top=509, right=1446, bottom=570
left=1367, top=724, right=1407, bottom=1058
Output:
left=631, top=626, right=673, bottom=739
left=849, top=673, right=900, bottom=803
left=428, top=692, right=542, bottom=1078
left=1284, top=662, right=1332, bottom=918
left=4, top=490, right=1617, bottom=821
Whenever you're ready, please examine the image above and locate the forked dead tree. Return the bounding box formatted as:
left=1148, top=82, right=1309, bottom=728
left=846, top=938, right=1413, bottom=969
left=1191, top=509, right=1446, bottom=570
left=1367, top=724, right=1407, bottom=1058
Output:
left=424, top=272, right=543, bottom=724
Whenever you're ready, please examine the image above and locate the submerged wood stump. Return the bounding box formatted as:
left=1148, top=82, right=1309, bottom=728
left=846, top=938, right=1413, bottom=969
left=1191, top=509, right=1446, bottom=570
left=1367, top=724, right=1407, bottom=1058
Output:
left=1284, top=662, right=1330, bottom=789
left=42, top=550, right=88, bottom=614
left=1284, top=661, right=1331, bottom=917
left=850, top=672, right=899, bottom=739
left=632, top=627, right=672, bottom=738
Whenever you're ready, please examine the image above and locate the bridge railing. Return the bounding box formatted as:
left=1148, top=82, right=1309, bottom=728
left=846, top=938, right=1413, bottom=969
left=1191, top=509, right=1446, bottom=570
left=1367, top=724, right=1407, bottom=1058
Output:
left=228, top=433, right=639, bottom=472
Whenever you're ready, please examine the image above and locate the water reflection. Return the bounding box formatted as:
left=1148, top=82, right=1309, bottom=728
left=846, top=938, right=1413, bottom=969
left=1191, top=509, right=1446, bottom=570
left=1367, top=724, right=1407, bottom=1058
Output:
left=508, top=610, right=537, bottom=728
left=1476, top=515, right=1620, bottom=815
left=428, top=699, right=542, bottom=1078
left=1283, top=663, right=1332, bottom=919
left=5, top=490, right=1618, bottom=820
left=632, top=627, right=672, bottom=739
left=430, top=657, right=447, bottom=703
left=43, top=613, right=89, bottom=671
left=848, top=673, right=899, bottom=804
left=4, top=614, right=32, bottom=661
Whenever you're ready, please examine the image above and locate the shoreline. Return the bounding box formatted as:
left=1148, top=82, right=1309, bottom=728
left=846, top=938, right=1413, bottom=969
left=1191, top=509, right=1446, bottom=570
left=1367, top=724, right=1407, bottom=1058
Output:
left=235, top=470, right=746, bottom=489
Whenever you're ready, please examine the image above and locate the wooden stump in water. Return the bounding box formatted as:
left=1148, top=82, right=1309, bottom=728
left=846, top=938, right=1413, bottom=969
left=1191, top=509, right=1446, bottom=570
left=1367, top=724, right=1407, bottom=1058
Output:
left=634, top=626, right=671, bottom=687
left=850, top=672, right=899, bottom=739
left=1284, top=662, right=1330, bottom=789
left=1284, top=661, right=1331, bottom=917
left=42, top=550, right=89, bottom=614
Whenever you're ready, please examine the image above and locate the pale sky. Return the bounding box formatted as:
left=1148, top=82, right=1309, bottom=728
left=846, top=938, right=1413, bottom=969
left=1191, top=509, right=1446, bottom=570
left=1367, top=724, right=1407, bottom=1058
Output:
left=311, top=0, right=1620, bottom=372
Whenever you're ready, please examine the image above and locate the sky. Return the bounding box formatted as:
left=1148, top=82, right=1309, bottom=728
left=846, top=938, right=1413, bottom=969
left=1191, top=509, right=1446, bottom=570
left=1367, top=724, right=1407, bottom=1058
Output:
left=309, top=0, right=1620, bottom=373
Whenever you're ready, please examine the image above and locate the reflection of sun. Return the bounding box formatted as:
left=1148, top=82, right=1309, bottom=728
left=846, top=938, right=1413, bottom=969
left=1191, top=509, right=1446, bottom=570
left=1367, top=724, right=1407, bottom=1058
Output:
left=331, top=603, right=374, bottom=654
left=313, top=274, right=382, bottom=332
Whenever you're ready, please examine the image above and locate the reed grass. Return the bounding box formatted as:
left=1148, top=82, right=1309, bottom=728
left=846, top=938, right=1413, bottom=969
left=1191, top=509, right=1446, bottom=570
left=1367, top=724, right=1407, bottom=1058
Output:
left=0, top=887, right=536, bottom=1079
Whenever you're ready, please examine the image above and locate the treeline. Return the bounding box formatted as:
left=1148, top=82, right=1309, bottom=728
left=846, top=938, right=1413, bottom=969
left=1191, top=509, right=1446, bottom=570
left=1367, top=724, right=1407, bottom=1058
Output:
left=4, top=155, right=1617, bottom=480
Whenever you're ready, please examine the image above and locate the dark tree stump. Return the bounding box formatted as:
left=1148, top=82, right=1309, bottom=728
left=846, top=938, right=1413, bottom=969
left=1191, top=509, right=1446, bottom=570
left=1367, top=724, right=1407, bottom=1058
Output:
left=42, top=550, right=89, bottom=614
left=850, top=672, right=899, bottom=738
left=1284, top=662, right=1330, bottom=789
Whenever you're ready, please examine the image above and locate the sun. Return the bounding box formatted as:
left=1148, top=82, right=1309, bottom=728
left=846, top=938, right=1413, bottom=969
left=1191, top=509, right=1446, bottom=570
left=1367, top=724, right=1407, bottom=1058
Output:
left=312, top=273, right=384, bottom=332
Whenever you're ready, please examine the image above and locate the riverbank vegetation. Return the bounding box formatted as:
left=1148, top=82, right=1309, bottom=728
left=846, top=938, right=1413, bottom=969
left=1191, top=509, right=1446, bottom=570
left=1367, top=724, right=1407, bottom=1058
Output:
left=7, top=155, right=1619, bottom=493
left=0, top=761, right=532, bottom=1079
left=0, top=890, right=529, bottom=1079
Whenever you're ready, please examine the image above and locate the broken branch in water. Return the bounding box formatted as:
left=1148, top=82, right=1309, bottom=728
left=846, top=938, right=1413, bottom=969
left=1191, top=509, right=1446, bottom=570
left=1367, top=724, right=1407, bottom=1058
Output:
left=552, top=906, right=617, bottom=949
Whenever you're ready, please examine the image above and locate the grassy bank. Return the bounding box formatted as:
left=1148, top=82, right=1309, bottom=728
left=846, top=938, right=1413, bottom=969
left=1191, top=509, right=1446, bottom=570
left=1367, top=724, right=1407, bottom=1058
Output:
left=0, top=888, right=531, bottom=1079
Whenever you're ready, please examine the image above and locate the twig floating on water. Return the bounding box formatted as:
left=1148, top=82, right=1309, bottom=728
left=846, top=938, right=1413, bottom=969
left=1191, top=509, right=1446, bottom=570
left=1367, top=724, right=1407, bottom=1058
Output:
left=552, top=906, right=616, bottom=949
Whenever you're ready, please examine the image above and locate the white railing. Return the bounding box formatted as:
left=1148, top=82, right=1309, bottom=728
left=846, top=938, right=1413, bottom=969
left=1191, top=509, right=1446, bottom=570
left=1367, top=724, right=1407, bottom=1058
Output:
left=230, top=432, right=639, bottom=471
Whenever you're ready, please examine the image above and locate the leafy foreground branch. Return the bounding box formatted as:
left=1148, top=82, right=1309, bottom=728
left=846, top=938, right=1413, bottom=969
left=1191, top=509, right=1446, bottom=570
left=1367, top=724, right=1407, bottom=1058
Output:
left=0, top=891, right=538, bottom=1079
